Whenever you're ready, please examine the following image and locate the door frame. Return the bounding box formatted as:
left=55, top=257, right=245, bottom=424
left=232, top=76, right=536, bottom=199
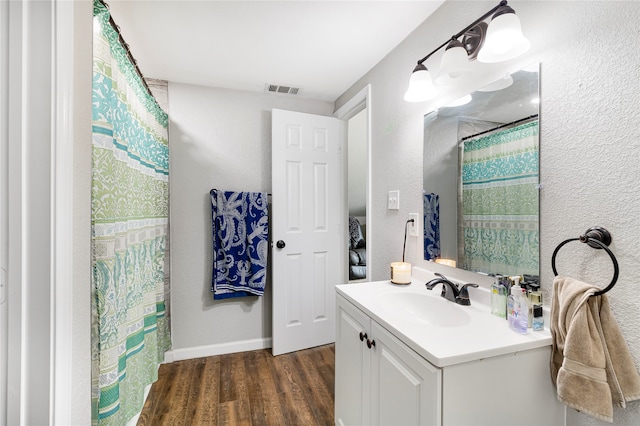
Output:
left=334, top=85, right=372, bottom=284
left=2, top=1, right=92, bottom=424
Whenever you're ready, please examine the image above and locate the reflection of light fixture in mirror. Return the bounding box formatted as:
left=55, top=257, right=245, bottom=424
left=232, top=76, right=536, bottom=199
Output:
left=435, top=258, right=457, bottom=268
left=477, top=73, right=513, bottom=92
left=404, top=63, right=438, bottom=102
left=436, top=39, right=473, bottom=85
left=445, top=94, right=472, bottom=107
left=477, top=4, right=530, bottom=63
left=404, top=1, right=529, bottom=102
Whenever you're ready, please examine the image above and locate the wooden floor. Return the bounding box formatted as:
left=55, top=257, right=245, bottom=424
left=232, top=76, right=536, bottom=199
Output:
left=137, top=344, right=335, bottom=426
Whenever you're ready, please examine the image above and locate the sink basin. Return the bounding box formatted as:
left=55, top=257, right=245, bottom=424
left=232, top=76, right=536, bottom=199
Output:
left=378, top=292, right=471, bottom=327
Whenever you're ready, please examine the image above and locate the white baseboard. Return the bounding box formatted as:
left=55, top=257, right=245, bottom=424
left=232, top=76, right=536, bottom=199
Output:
left=163, top=337, right=273, bottom=363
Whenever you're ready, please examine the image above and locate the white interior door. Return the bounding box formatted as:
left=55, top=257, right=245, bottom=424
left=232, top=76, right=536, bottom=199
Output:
left=271, top=109, right=343, bottom=356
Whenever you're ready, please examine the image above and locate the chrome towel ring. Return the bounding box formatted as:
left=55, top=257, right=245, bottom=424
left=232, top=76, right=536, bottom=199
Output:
left=551, top=226, right=619, bottom=297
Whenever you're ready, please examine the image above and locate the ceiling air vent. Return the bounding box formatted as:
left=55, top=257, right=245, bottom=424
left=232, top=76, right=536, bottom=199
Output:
left=265, top=83, right=301, bottom=95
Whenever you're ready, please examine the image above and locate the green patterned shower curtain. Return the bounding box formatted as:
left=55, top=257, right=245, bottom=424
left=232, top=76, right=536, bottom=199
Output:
left=92, top=1, right=170, bottom=424
left=460, top=121, right=539, bottom=276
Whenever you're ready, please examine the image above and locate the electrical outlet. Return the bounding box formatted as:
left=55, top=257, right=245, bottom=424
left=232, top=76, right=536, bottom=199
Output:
left=387, top=190, right=400, bottom=210
left=409, top=213, right=419, bottom=236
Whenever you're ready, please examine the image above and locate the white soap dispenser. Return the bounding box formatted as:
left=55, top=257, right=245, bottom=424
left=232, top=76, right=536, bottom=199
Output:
left=507, top=281, right=528, bottom=334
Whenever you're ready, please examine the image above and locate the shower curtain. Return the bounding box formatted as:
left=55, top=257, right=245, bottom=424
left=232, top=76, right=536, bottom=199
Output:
left=91, top=1, right=170, bottom=424
left=460, top=121, right=539, bottom=276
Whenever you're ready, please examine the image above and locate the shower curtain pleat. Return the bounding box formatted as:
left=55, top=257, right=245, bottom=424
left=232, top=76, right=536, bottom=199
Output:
left=460, top=121, right=539, bottom=276
left=91, top=1, right=171, bottom=424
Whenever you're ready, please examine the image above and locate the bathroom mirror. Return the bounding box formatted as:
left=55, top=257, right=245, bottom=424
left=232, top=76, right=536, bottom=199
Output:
left=423, top=63, right=540, bottom=278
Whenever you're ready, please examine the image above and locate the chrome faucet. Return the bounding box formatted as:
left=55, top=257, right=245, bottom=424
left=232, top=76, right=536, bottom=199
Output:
left=425, top=273, right=479, bottom=306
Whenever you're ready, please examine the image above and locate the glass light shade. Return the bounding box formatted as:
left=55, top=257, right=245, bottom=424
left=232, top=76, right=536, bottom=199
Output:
left=436, top=41, right=472, bottom=85
left=477, top=12, right=530, bottom=63
left=404, top=65, right=438, bottom=102
left=477, top=74, right=513, bottom=92
left=445, top=94, right=472, bottom=107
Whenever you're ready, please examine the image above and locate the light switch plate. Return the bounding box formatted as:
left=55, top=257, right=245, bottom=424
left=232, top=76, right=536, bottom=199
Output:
left=388, top=190, right=400, bottom=210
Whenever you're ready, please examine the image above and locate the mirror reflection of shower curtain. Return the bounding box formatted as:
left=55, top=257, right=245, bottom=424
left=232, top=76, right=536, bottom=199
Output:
left=459, top=121, right=539, bottom=276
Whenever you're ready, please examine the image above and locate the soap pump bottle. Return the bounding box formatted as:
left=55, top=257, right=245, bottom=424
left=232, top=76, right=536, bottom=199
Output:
left=507, top=283, right=528, bottom=334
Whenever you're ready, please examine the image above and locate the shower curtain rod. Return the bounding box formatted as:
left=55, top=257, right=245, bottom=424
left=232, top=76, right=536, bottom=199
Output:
left=461, top=114, right=538, bottom=141
left=98, top=0, right=155, bottom=100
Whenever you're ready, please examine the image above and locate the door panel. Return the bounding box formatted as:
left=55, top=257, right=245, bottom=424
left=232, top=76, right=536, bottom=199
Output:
left=272, top=109, right=342, bottom=355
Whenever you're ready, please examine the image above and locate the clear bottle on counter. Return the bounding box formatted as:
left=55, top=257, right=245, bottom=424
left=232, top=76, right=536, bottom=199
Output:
left=533, top=304, right=544, bottom=331
left=491, top=278, right=507, bottom=319
left=507, top=284, right=528, bottom=334
left=527, top=283, right=542, bottom=329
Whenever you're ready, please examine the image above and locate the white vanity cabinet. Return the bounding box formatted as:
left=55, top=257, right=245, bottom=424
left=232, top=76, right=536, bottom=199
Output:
left=335, top=287, right=565, bottom=426
left=335, top=295, right=441, bottom=426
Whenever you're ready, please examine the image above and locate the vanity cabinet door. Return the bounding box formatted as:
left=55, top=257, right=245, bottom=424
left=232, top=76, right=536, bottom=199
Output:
left=335, top=296, right=372, bottom=426
left=336, top=295, right=442, bottom=426
left=370, top=321, right=442, bottom=426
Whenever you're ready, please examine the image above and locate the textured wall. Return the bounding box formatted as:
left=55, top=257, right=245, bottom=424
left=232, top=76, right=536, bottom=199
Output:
left=335, top=1, right=640, bottom=424
left=168, top=83, right=332, bottom=351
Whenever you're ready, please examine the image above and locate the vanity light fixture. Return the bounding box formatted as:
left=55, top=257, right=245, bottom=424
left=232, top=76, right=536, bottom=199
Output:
left=404, top=63, right=438, bottom=102
left=436, top=39, right=473, bottom=86
left=404, top=0, right=529, bottom=102
left=477, top=3, right=530, bottom=63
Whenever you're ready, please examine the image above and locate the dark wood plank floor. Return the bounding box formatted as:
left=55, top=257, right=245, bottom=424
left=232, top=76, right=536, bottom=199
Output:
left=137, top=344, right=335, bottom=426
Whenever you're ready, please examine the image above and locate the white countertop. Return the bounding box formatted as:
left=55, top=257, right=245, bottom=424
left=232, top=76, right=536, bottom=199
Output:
left=335, top=268, right=552, bottom=368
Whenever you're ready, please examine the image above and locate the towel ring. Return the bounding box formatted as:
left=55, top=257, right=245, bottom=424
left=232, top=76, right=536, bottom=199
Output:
left=551, top=226, right=619, bottom=297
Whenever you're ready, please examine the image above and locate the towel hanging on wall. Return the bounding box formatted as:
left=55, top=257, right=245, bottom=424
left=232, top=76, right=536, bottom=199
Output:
left=550, top=276, right=640, bottom=422
left=423, top=192, right=441, bottom=260
left=210, top=189, right=269, bottom=299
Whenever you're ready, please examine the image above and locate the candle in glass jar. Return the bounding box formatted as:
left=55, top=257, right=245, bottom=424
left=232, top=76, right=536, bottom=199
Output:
left=390, top=262, right=412, bottom=284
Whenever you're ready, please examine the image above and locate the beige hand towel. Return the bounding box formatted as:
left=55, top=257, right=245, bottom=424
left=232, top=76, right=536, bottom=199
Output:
left=550, top=276, right=640, bottom=422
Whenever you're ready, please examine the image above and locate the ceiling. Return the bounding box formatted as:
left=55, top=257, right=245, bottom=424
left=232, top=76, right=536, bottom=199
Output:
left=106, top=0, right=445, bottom=102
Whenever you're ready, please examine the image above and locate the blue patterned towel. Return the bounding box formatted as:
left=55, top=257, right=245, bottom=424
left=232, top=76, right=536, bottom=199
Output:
left=210, top=190, right=269, bottom=299
left=423, top=192, right=441, bottom=260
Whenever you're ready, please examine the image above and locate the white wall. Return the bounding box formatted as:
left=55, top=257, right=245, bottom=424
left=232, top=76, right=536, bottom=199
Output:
left=167, top=83, right=333, bottom=356
left=335, top=1, right=640, bottom=424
